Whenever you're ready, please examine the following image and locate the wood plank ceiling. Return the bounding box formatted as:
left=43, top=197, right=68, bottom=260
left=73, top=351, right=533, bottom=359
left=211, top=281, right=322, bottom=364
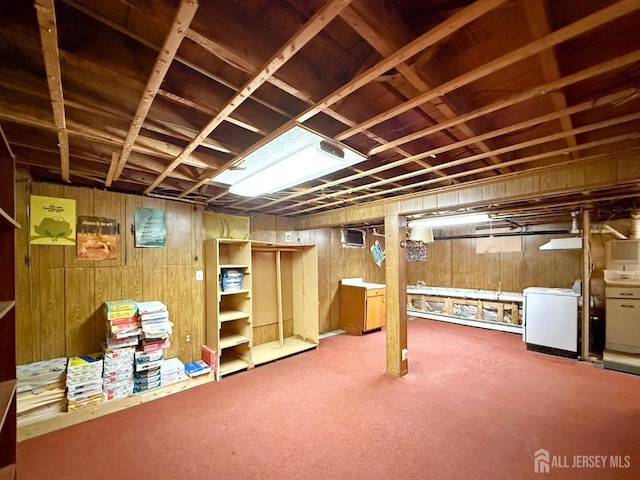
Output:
left=1, top=0, right=639, bottom=225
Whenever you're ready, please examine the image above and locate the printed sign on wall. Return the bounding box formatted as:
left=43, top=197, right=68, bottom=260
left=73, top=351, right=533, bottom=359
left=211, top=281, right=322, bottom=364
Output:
left=134, top=208, right=166, bottom=248
left=30, top=195, right=76, bottom=245
left=77, top=216, right=117, bottom=260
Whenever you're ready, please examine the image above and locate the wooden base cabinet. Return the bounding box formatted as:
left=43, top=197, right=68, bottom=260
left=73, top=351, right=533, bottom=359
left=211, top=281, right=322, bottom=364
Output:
left=340, top=282, right=386, bottom=335
left=606, top=285, right=640, bottom=354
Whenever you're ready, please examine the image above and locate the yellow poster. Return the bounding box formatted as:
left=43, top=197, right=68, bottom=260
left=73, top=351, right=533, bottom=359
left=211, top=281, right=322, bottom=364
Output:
left=30, top=195, right=76, bottom=245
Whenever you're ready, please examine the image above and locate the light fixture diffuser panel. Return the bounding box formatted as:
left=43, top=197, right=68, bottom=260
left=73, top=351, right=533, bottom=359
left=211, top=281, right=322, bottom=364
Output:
left=213, top=126, right=322, bottom=186
left=221, top=126, right=366, bottom=197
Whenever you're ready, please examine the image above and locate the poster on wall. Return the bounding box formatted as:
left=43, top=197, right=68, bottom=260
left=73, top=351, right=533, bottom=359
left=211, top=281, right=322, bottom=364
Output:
left=370, top=240, right=385, bottom=267
left=134, top=208, right=166, bottom=248
left=29, top=195, right=76, bottom=245
left=76, top=216, right=117, bottom=260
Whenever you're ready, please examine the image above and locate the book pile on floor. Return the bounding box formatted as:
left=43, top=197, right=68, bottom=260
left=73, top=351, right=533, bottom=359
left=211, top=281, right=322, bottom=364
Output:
left=102, top=299, right=138, bottom=401
left=66, top=353, right=104, bottom=412
left=104, top=299, right=140, bottom=349
left=134, top=350, right=164, bottom=392
left=16, top=357, right=67, bottom=422
left=103, top=347, right=135, bottom=401
left=137, top=301, right=172, bottom=353
left=161, top=357, right=187, bottom=386
left=184, top=359, right=212, bottom=378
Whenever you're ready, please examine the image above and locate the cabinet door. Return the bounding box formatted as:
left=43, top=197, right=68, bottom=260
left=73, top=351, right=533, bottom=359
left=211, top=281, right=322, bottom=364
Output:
left=365, top=294, right=385, bottom=330
left=606, top=299, right=640, bottom=353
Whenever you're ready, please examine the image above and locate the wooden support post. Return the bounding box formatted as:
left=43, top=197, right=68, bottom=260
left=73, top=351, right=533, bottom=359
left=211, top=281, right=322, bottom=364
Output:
left=581, top=209, right=591, bottom=361
left=384, top=212, right=408, bottom=377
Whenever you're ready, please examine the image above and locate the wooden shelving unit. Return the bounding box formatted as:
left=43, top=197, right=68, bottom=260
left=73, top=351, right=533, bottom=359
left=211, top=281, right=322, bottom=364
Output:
left=0, top=136, right=18, bottom=478
left=251, top=241, right=318, bottom=365
left=205, top=239, right=253, bottom=380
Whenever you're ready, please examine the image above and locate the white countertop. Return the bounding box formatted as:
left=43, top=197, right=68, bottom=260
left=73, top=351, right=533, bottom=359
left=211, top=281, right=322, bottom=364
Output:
left=341, top=278, right=385, bottom=289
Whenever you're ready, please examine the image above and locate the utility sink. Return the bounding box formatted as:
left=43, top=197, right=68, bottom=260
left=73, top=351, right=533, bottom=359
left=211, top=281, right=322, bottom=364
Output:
left=604, top=270, right=640, bottom=285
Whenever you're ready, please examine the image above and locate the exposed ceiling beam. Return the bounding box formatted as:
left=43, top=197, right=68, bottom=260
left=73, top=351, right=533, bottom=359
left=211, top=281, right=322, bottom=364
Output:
left=290, top=131, right=640, bottom=215
left=270, top=109, right=640, bottom=214
left=107, top=0, right=198, bottom=186
left=337, top=0, right=640, bottom=140
left=144, top=0, right=356, bottom=194
left=34, top=0, right=70, bottom=182
left=340, top=0, right=508, bottom=172
left=245, top=51, right=640, bottom=213
left=523, top=0, right=578, bottom=157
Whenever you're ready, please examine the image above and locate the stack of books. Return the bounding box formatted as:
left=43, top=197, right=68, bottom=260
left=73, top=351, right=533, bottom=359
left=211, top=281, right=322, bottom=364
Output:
left=66, top=354, right=104, bottom=412
left=133, top=350, right=164, bottom=393
left=184, top=359, right=212, bottom=378
left=161, top=358, right=187, bottom=386
left=137, top=301, right=172, bottom=353
left=104, top=299, right=140, bottom=349
left=102, top=346, right=135, bottom=401
left=16, top=357, right=67, bottom=421
left=221, top=269, right=243, bottom=292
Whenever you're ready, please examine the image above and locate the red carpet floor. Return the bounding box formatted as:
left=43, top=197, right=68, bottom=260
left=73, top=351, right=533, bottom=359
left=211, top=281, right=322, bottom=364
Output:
left=17, top=319, right=640, bottom=479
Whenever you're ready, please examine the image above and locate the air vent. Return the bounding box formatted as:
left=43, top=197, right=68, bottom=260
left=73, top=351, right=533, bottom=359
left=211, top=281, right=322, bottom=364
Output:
left=319, top=141, right=344, bottom=159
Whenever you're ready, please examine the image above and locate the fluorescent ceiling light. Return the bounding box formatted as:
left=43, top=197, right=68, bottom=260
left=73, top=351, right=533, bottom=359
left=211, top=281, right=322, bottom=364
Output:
left=408, top=213, right=490, bottom=228
left=213, top=126, right=366, bottom=197
left=539, top=237, right=583, bottom=250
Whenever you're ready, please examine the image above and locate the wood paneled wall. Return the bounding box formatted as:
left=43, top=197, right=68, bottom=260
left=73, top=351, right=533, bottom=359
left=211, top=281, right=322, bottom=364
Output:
left=15, top=176, right=205, bottom=365
left=405, top=232, right=582, bottom=292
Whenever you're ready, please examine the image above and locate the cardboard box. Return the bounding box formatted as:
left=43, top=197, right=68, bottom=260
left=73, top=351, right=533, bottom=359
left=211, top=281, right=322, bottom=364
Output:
left=201, top=345, right=216, bottom=370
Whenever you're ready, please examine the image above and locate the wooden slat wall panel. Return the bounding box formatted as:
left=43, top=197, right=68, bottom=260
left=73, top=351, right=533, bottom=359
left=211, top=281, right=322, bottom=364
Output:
left=407, top=232, right=582, bottom=292
left=166, top=202, right=193, bottom=266
left=124, top=194, right=143, bottom=267
left=34, top=268, right=65, bottom=361
left=65, top=268, right=97, bottom=357
left=14, top=172, right=33, bottom=365
left=15, top=181, right=205, bottom=366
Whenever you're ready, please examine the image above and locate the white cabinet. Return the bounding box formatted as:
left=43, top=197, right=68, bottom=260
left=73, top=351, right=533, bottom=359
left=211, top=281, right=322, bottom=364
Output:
left=606, top=286, right=640, bottom=354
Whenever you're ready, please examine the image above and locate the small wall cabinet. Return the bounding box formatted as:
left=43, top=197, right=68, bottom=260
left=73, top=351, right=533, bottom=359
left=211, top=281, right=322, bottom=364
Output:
left=606, top=285, right=640, bottom=355
left=339, top=280, right=386, bottom=335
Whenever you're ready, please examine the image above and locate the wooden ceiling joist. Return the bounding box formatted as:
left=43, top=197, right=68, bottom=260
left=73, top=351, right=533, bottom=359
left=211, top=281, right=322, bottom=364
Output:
left=337, top=0, right=640, bottom=141
left=144, top=0, right=355, bottom=195
left=34, top=0, right=70, bottom=182
left=106, top=0, right=199, bottom=186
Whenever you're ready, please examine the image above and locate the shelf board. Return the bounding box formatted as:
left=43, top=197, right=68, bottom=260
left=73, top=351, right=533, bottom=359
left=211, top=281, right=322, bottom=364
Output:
left=220, top=288, right=250, bottom=296
left=0, top=379, right=17, bottom=431
left=252, top=337, right=318, bottom=366
left=0, top=208, right=19, bottom=229
left=219, top=333, right=250, bottom=349
left=219, top=310, right=250, bottom=322
left=0, top=463, right=16, bottom=480
left=220, top=264, right=250, bottom=270
left=17, top=373, right=214, bottom=441
left=0, top=301, right=15, bottom=321
left=219, top=354, right=251, bottom=377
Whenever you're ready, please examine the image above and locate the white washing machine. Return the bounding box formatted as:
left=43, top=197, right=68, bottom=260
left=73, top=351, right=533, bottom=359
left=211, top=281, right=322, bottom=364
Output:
left=523, top=287, right=580, bottom=358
